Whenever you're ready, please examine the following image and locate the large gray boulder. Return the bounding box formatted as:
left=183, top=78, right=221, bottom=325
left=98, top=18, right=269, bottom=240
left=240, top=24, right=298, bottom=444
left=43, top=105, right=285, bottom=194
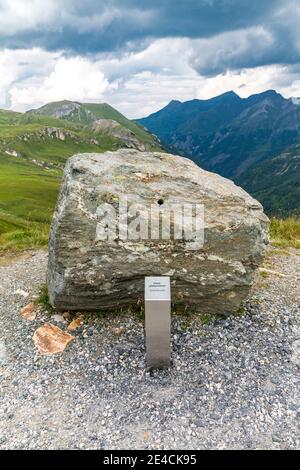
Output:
left=48, top=149, right=269, bottom=314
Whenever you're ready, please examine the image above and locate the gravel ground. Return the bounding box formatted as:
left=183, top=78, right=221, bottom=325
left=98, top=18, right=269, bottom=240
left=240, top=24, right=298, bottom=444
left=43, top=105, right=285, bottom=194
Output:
left=0, top=247, right=299, bottom=450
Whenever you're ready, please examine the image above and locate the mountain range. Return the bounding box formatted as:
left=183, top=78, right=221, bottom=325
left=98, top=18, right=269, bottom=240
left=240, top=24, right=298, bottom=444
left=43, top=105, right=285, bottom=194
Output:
left=0, top=101, right=161, bottom=250
left=137, top=90, right=300, bottom=215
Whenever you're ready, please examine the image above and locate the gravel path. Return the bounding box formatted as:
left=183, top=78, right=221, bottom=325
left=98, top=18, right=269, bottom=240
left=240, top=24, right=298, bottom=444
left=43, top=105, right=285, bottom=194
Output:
left=0, top=248, right=299, bottom=450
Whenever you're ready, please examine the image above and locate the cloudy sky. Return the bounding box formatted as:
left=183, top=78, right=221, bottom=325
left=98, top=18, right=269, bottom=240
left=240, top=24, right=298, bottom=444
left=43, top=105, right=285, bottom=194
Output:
left=1, top=0, right=300, bottom=118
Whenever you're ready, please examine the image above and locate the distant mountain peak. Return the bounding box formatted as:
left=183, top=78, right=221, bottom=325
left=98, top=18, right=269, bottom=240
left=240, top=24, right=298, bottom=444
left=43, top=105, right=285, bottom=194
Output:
left=260, top=89, right=280, bottom=96
left=291, top=97, right=300, bottom=106
left=164, top=99, right=182, bottom=109
left=207, top=90, right=242, bottom=103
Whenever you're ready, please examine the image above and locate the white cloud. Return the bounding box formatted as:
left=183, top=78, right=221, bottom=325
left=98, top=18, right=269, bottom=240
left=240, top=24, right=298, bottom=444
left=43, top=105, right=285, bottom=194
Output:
left=95, top=38, right=300, bottom=117
left=195, top=66, right=285, bottom=100
left=97, top=38, right=192, bottom=80
left=188, top=27, right=275, bottom=76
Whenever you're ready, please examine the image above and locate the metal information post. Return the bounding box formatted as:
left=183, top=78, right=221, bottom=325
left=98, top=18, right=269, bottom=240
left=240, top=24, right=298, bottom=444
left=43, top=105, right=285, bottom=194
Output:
left=145, top=277, right=171, bottom=370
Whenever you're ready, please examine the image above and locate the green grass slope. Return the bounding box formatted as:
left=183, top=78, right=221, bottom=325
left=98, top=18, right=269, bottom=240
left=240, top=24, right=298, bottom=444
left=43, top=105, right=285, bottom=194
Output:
left=0, top=105, right=161, bottom=252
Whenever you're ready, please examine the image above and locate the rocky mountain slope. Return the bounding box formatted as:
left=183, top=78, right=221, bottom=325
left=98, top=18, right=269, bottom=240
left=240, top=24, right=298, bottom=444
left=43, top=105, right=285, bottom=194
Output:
left=28, top=100, right=158, bottom=149
left=0, top=104, right=161, bottom=251
left=138, top=90, right=300, bottom=215
left=0, top=245, right=299, bottom=449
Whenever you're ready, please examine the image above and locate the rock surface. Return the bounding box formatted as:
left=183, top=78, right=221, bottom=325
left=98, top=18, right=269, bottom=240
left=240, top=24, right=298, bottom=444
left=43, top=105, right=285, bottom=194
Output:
left=48, top=149, right=269, bottom=313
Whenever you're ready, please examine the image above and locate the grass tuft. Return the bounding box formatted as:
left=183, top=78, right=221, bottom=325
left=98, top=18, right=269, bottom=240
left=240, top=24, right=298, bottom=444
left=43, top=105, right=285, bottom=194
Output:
left=237, top=305, right=246, bottom=315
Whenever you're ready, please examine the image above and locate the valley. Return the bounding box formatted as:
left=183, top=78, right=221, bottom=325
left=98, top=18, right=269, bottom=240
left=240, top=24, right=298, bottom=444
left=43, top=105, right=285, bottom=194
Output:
left=1, top=91, right=300, bottom=253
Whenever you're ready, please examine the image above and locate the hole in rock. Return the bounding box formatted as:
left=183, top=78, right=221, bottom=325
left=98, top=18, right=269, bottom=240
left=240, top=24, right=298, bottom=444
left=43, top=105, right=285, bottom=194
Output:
left=157, top=199, right=164, bottom=206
